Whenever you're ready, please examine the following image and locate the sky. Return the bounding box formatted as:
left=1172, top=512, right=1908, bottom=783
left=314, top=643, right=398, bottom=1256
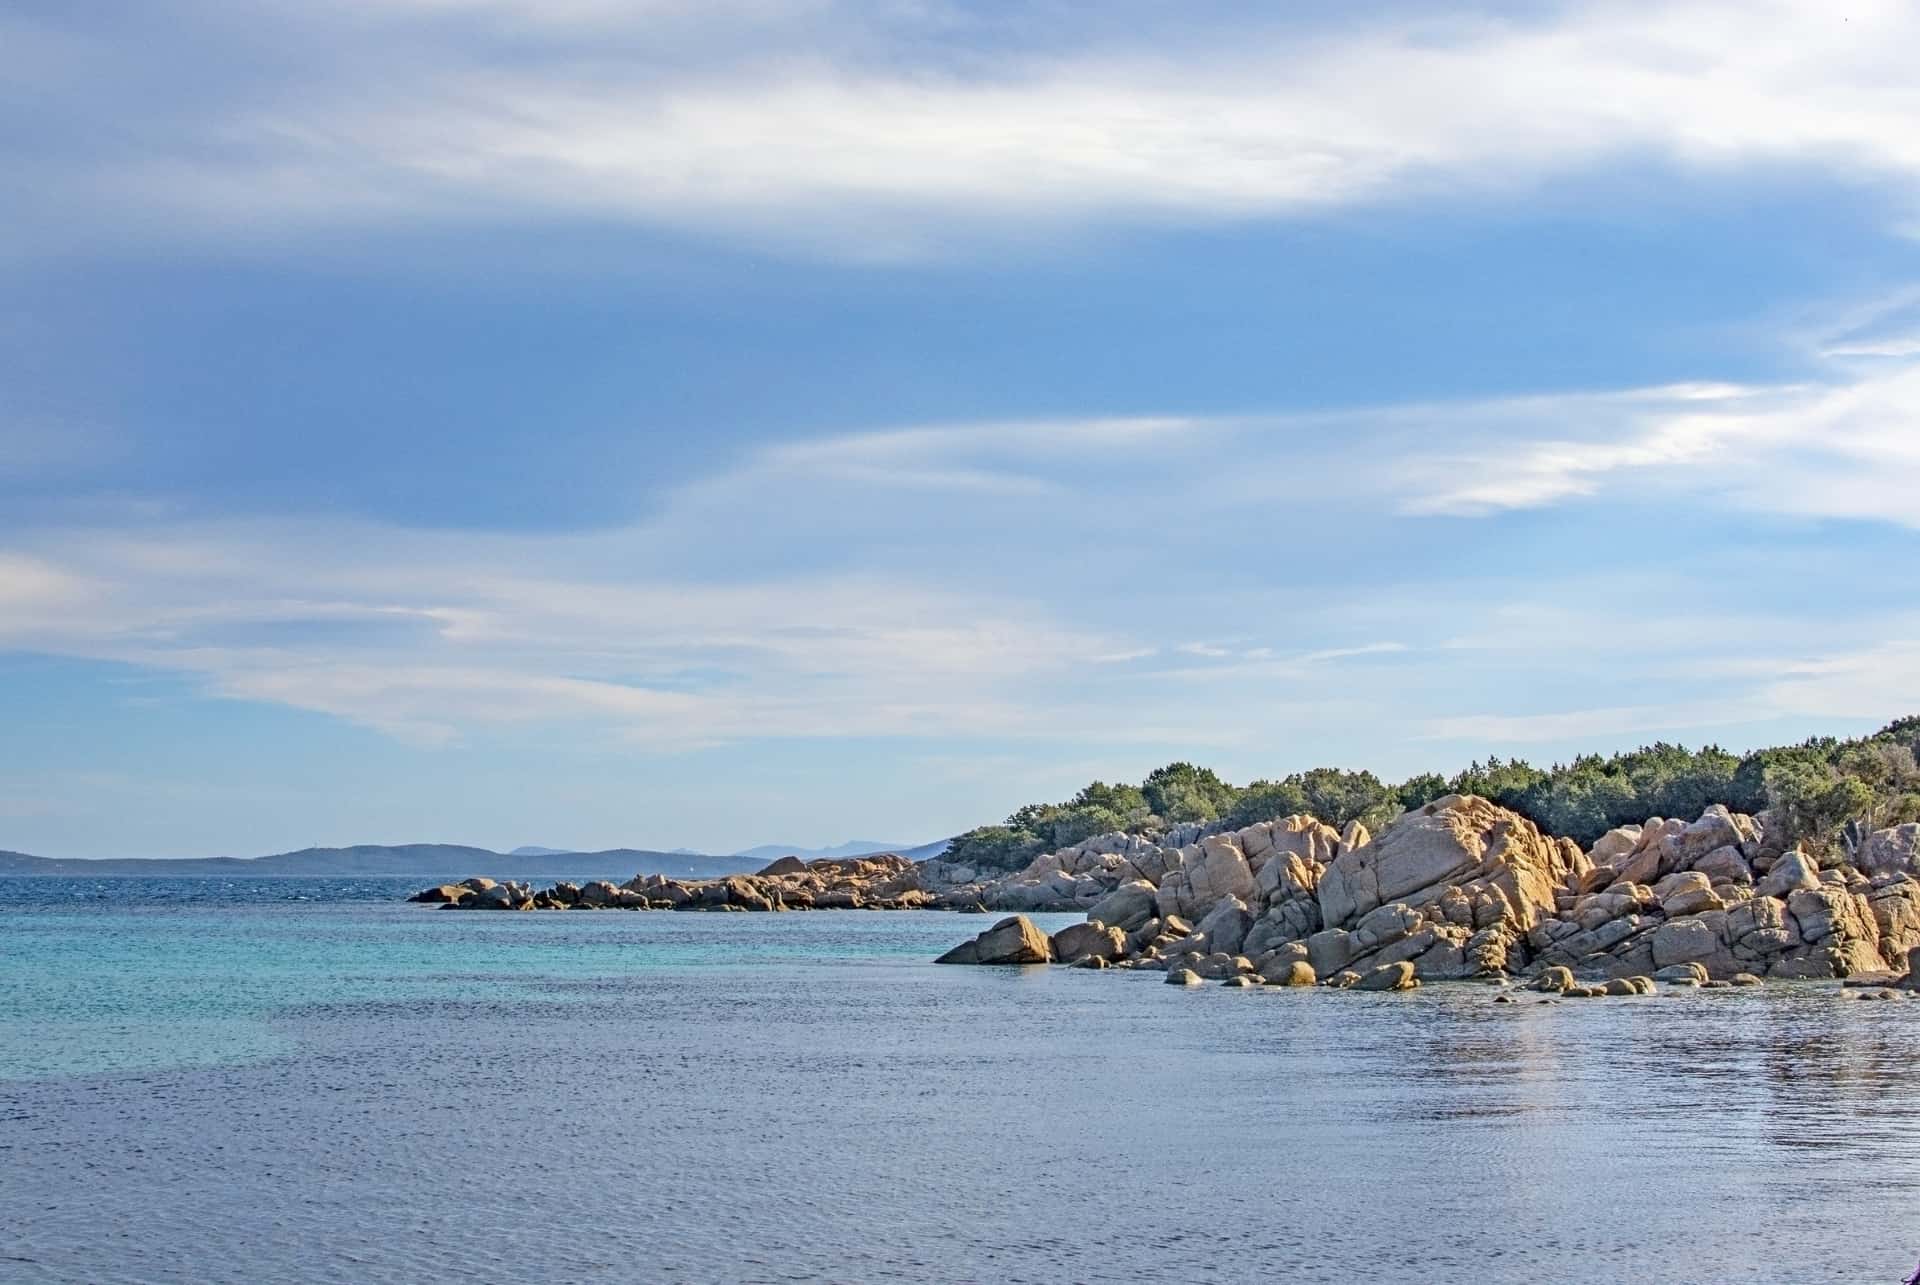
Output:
left=6, top=0, right=1920, bottom=858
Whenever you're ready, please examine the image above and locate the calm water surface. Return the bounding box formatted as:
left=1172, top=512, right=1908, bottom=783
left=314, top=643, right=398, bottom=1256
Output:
left=3, top=879, right=1918, bottom=1284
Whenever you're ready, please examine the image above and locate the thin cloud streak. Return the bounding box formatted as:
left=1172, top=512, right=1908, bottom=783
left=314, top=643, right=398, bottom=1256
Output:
left=13, top=2, right=1920, bottom=256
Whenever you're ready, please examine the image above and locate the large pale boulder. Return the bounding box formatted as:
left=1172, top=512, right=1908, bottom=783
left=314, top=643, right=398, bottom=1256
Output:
left=1657, top=872, right=1724, bottom=918
left=1588, top=826, right=1642, bottom=867
left=1869, top=879, right=1920, bottom=962
left=1268, top=960, right=1318, bottom=987
left=1569, top=889, right=1650, bottom=932
left=1049, top=921, right=1126, bottom=964
left=1770, top=946, right=1876, bottom=980
left=1239, top=814, right=1342, bottom=870
left=1242, top=898, right=1323, bottom=957
left=1195, top=896, right=1255, bottom=956
left=1787, top=886, right=1878, bottom=949
left=1355, top=961, right=1419, bottom=992
left=1086, top=880, right=1159, bottom=933
left=1723, top=896, right=1802, bottom=962
left=1756, top=850, right=1820, bottom=900
left=1594, top=818, right=1687, bottom=889
left=1651, top=918, right=1720, bottom=970
left=577, top=880, right=620, bottom=907
left=1128, top=845, right=1177, bottom=886
left=1859, top=824, right=1920, bottom=878
left=1305, top=928, right=1359, bottom=977
left=721, top=875, right=774, bottom=912
left=1156, top=835, right=1255, bottom=922
left=1691, top=846, right=1753, bottom=886
left=1316, top=795, right=1572, bottom=935
left=1350, top=901, right=1424, bottom=956
left=935, top=916, right=1053, bottom=965
left=1246, top=826, right=1327, bottom=953
left=1680, top=805, right=1749, bottom=863
left=1534, top=965, right=1576, bottom=993
left=468, top=883, right=518, bottom=909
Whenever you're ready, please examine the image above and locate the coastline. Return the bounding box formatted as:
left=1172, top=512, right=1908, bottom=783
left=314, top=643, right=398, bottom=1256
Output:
left=413, top=793, right=1920, bottom=995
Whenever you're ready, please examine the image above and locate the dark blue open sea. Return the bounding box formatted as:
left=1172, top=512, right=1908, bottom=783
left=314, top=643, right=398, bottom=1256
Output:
left=4, top=878, right=1920, bottom=1284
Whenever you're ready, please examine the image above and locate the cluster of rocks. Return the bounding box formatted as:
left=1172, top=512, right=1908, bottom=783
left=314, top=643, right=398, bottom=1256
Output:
left=932, top=793, right=1920, bottom=992
left=411, top=853, right=938, bottom=912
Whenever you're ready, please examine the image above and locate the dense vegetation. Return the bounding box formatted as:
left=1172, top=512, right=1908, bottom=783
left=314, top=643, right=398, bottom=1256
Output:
left=942, top=718, right=1920, bottom=873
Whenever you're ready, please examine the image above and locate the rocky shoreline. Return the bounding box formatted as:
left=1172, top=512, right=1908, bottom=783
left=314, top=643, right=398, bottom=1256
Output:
left=410, top=853, right=949, bottom=912
left=411, top=793, right=1920, bottom=996
left=930, top=794, right=1920, bottom=997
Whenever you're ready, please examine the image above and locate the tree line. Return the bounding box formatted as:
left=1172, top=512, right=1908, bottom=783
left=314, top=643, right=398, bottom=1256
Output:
left=942, top=717, right=1920, bottom=873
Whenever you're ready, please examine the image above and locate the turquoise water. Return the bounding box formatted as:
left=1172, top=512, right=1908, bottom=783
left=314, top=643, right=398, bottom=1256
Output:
left=0, top=879, right=1052, bottom=1081
left=5, top=880, right=1920, bottom=1284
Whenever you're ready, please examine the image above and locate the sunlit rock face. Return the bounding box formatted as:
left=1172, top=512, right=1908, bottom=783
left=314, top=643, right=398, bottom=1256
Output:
left=955, top=797, right=1920, bottom=988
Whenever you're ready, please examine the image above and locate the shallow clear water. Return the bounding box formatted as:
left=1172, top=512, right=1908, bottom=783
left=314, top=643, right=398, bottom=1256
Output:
left=3, top=879, right=1919, bottom=1284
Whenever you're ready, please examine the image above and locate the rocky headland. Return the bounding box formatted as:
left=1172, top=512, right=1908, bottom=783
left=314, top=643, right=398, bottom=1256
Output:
left=412, top=793, right=1920, bottom=995
left=929, top=794, right=1920, bottom=996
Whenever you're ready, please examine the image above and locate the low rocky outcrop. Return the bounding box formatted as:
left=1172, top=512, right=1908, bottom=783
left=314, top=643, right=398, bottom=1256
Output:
left=412, top=854, right=933, bottom=912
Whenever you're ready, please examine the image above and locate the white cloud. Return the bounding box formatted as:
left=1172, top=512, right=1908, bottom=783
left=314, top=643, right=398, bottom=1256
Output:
left=16, top=1, right=1920, bottom=255
left=1762, top=641, right=1920, bottom=722
left=1387, top=360, right=1920, bottom=524
left=0, top=508, right=1168, bottom=748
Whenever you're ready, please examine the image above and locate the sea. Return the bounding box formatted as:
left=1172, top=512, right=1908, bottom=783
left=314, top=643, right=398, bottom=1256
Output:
left=3, top=878, right=1918, bottom=1284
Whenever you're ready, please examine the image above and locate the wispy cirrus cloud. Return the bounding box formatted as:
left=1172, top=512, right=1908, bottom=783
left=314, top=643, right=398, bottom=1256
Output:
left=1392, top=362, right=1920, bottom=523
left=12, top=2, right=1920, bottom=257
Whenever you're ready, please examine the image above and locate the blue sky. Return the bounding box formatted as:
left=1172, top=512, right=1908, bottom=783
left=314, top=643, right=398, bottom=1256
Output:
left=6, top=0, right=1920, bottom=857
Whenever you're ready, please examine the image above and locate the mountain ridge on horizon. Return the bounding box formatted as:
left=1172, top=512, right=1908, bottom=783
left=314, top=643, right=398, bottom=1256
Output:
left=0, top=835, right=956, bottom=878
left=730, top=838, right=940, bottom=862
left=0, top=842, right=767, bottom=881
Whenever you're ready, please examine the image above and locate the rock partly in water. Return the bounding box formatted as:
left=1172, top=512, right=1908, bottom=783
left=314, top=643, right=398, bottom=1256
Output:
left=1049, top=921, right=1127, bottom=965
left=1355, top=961, right=1419, bottom=992
left=1531, top=965, right=1575, bottom=994
left=935, top=915, right=1053, bottom=966
left=1264, top=960, right=1318, bottom=987
left=1654, top=962, right=1709, bottom=986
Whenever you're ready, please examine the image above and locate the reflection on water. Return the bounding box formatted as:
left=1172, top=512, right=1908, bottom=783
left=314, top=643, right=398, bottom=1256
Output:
left=1, top=882, right=1917, bottom=1284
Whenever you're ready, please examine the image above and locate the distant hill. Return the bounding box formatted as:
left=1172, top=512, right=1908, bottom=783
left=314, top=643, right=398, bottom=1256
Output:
left=732, top=839, right=938, bottom=863
left=0, top=844, right=765, bottom=881
left=508, top=845, right=570, bottom=857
